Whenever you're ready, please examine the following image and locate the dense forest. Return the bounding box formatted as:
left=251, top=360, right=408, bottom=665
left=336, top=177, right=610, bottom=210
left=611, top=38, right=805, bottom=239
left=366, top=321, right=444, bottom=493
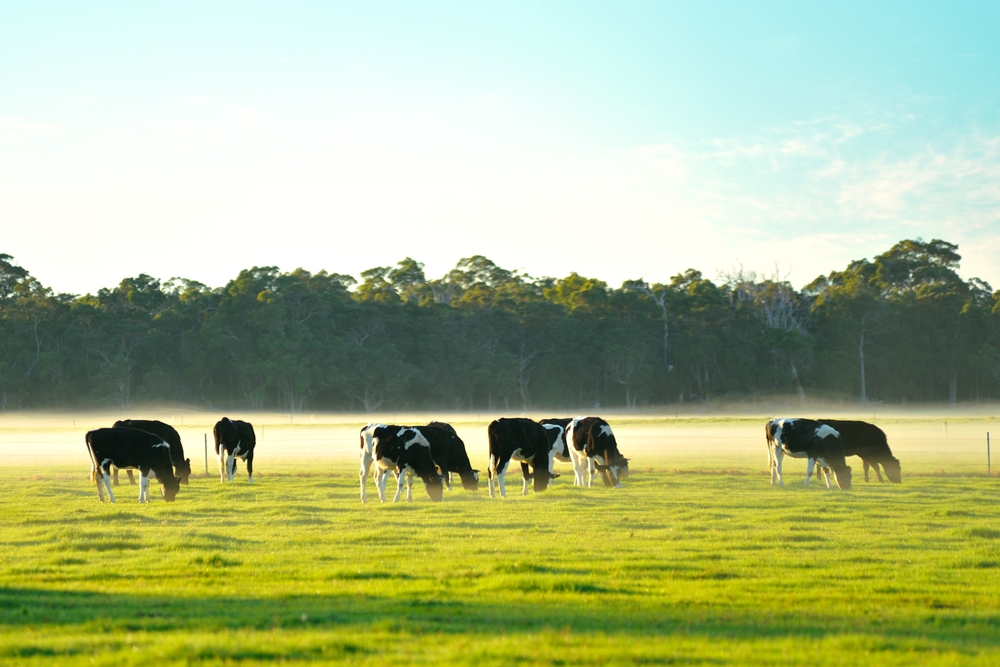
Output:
left=1, top=238, right=998, bottom=412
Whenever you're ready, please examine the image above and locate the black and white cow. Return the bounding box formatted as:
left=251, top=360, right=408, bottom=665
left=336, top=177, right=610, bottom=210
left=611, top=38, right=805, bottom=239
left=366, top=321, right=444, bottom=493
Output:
left=214, top=417, right=256, bottom=483
left=419, top=423, right=479, bottom=492
left=86, top=427, right=181, bottom=503
left=765, top=418, right=852, bottom=490
left=819, top=419, right=901, bottom=483
left=370, top=425, right=445, bottom=502
left=487, top=418, right=561, bottom=498
left=112, top=419, right=192, bottom=485
left=562, top=416, right=629, bottom=487
left=359, top=422, right=477, bottom=501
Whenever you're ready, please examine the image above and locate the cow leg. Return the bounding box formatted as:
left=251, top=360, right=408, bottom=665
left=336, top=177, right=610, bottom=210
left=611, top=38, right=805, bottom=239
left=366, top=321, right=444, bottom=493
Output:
left=95, top=466, right=106, bottom=502
left=375, top=468, right=389, bottom=503
left=861, top=459, right=882, bottom=482
left=822, top=467, right=833, bottom=490
left=774, top=449, right=784, bottom=486
left=405, top=471, right=415, bottom=502
left=139, top=474, right=149, bottom=503
left=126, top=470, right=136, bottom=485
left=805, top=458, right=814, bottom=486
left=575, top=455, right=587, bottom=486
left=360, top=452, right=372, bottom=503
left=102, top=466, right=116, bottom=503
left=497, top=459, right=511, bottom=499
left=112, top=467, right=119, bottom=486
left=227, top=452, right=236, bottom=482
left=587, top=458, right=597, bottom=487
left=218, top=447, right=227, bottom=482
left=393, top=470, right=406, bottom=503
left=246, top=452, right=254, bottom=484
left=520, top=462, right=532, bottom=496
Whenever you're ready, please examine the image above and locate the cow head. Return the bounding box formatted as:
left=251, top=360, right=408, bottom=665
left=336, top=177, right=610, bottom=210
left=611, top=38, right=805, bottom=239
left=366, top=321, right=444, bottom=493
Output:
left=882, top=458, right=902, bottom=483
left=423, top=475, right=444, bottom=502
left=532, top=466, right=559, bottom=493
left=160, top=476, right=181, bottom=502
left=459, top=469, right=480, bottom=491
left=595, top=452, right=629, bottom=487
left=177, top=458, right=193, bottom=484
left=832, top=465, right=852, bottom=490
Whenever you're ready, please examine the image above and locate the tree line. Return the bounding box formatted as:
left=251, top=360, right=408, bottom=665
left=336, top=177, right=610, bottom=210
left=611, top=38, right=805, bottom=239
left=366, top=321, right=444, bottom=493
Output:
left=1, top=238, right=998, bottom=412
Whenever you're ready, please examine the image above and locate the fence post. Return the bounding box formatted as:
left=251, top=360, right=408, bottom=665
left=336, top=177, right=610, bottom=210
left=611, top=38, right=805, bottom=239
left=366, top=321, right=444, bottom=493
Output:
left=204, top=434, right=209, bottom=476
left=988, top=432, right=992, bottom=477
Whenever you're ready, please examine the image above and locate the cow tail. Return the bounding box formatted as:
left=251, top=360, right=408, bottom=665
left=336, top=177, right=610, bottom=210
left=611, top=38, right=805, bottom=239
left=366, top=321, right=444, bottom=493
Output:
left=487, top=422, right=499, bottom=477
left=765, top=424, right=773, bottom=466
left=85, top=431, right=97, bottom=485
left=213, top=424, right=222, bottom=456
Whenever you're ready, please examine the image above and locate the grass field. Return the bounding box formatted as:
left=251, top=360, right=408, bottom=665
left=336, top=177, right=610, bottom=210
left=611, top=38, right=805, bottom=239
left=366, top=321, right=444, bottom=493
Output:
left=1, top=410, right=999, bottom=665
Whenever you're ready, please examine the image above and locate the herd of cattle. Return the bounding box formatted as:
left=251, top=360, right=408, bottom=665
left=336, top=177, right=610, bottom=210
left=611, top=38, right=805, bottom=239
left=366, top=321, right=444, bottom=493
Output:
left=82, top=414, right=901, bottom=503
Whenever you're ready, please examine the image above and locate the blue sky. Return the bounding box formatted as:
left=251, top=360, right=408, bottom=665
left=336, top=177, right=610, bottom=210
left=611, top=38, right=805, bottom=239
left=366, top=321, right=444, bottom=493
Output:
left=2, top=2, right=998, bottom=293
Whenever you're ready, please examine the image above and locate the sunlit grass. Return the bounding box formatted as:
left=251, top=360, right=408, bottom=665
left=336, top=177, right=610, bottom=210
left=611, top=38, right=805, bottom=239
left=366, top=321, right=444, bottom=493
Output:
left=1, top=457, right=998, bottom=665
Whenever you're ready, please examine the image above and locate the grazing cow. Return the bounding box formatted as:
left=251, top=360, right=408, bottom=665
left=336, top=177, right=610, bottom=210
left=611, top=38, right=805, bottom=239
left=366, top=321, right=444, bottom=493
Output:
left=819, top=419, right=901, bottom=483
left=487, top=418, right=561, bottom=499
left=112, top=419, right=192, bottom=485
left=370, top=425, right=444, bottom=502
left=214, top=418, right=257, bottom=483
left=418, top=423, right=479, bottom=492
left=765, top=418, right=852, bottom=490
left=85, top=427, right=181, bottom=503
left=562, top=417, right=630, bottom=488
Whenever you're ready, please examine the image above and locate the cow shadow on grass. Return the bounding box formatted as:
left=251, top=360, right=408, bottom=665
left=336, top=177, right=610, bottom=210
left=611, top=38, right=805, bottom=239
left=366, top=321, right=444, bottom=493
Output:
left=1, top=586, right=997, bottom=651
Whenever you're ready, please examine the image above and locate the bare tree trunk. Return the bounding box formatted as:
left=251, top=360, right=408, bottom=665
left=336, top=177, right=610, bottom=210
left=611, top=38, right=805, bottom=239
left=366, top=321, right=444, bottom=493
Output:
left=859, top=325, right=867, bottom=403
left=516, top=343, right=542, bottom=412
left=656, top=295, right=670, bottom=370
left=790, top=361, right=806, bottom=406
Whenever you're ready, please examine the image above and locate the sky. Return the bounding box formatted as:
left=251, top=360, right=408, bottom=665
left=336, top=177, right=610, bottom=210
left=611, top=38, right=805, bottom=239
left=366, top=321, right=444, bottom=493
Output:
left=2, top=1, right=999, bottom=295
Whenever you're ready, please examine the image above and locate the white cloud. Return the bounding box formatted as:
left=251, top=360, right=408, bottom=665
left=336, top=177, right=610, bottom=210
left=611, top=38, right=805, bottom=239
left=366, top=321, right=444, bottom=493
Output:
left=0, top=117, right=65, bottom=143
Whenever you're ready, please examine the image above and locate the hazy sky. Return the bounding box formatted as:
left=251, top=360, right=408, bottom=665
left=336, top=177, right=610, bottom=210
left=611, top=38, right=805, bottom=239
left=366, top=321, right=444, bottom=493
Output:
left=2, top=2, right=998, bottom=294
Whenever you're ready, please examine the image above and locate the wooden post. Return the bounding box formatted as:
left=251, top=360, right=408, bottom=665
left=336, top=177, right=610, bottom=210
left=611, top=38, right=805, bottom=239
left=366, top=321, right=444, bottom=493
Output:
left=204, top=434, right=209, bottom=476
left=988, top=432, right=991, bottom=477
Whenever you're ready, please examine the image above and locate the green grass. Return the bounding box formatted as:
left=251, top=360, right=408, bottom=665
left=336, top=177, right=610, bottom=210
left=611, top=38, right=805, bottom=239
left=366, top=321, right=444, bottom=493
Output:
left=1, top=463, right=998, bottom=665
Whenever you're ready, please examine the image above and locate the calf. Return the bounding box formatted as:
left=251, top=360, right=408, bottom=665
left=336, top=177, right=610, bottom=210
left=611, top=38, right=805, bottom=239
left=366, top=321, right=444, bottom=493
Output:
left=487, top=418, right=560, bottom=498
left=112, top=419, right=192, bottom=485
left=562, top=416, right=629, bottom=487
left=86, top=427, right=181, bottom=503
left=765, top=418, right=852, bottom=490
left=214, top=417, right=257, bottom=483
left=818, top=419, right=901, bottom=483
left=370, top=425, right=444, bottom=502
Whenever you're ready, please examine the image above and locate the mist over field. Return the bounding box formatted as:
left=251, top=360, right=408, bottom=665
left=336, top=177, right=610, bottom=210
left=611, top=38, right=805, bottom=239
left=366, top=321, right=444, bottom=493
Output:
left=3, top=406, right=994, bottom=478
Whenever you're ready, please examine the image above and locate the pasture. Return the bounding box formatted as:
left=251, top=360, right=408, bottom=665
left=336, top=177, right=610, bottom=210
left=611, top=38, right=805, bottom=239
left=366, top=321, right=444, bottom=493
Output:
left=1, top=410, right=998, bottom=665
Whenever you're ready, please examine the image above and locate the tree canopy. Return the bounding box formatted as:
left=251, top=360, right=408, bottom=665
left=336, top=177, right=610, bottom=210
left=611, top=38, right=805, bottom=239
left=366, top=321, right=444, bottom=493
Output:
left=1, top=238, right=997, bottom=412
